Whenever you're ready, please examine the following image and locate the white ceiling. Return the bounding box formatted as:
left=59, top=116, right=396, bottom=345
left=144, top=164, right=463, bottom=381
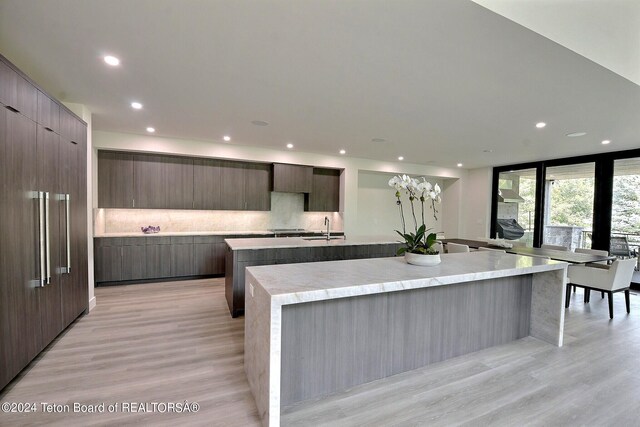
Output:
left=0, top=0, right=638, bottom=169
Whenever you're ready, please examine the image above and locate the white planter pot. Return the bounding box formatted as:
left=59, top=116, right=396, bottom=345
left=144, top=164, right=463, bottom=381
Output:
left=404, top=252, right=441, bottom=266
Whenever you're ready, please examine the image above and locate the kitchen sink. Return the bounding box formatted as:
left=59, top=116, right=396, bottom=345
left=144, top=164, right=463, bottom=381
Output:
left=302, top=236, right=345, bottom=241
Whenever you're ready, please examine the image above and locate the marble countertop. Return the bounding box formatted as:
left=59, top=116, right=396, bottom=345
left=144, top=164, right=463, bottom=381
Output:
left=246, top=251, right=567, bottom=305
left=225, top=235, right=397, bottom=250
left=94, top=230, right=341, bottom=238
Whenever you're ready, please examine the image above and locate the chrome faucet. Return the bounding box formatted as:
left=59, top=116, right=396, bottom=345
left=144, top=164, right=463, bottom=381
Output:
left=324, top=216, right=331, bottom=241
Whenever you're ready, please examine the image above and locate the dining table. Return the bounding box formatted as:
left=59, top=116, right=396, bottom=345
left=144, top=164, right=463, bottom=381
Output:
left=440, top=238, right=615, bottom=264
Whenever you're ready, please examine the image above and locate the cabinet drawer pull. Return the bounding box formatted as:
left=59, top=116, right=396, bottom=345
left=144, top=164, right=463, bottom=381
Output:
left=64, top=194, right=71, bottom=274
left=5, top=105, right=19, bottom=113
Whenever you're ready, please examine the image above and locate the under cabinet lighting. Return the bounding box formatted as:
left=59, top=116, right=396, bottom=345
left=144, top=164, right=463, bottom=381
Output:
left=223, top=136, right=231, bottom=142
left=602, top=140, right=611, bottom=145
left=286, top=143, right=294, bottom=149
left=457, top=163, right=463, bottom=167
left=131, top=102, right=143, bottom=109
left=146, top=127, right=155, bottom=133
left=398, top=156, right=404, bottom=161
left=536, top=122, right=546, bottom=128
left=339, top=149, right=346, bottom=155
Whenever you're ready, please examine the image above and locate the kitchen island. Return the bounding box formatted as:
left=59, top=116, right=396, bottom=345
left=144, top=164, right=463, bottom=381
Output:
left=224, top=236, right=402, bottom=317
left=244, top=251, right=568, bottom=426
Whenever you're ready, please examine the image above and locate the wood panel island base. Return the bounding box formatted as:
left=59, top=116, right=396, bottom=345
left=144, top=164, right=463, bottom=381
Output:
left=244, top=251, right=568, bottom=426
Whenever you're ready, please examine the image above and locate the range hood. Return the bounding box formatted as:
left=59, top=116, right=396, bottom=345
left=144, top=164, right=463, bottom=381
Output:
left=498, top=188, right=524, bottom=203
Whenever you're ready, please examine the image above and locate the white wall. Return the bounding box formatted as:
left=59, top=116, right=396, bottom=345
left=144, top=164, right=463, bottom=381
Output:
left=356, top=171, right=443, bottom=238
left=93, top=131, right=466, bottom=237
left=461, top=167, right=493, bottom=239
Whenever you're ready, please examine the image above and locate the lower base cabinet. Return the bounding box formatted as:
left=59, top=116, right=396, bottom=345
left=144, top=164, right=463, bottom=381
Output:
left=94, top=235, right=230, bottom=285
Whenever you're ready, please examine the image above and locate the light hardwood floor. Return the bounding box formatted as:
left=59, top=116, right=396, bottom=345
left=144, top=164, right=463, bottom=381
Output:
left=1, top=279, right=639, bottom=426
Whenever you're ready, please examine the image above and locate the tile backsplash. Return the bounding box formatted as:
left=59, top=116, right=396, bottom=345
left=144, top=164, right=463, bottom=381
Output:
left=95, top=192, right=343, bottom=234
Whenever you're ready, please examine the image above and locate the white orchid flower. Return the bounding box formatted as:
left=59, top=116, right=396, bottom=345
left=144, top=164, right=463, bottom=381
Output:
left=434, top=183, right=441, bottom=194
left=429, top=191, right=437, bottom=200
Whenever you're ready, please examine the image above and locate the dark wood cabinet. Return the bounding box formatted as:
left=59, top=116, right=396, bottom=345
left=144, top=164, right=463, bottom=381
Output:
left=244, top=162, right=272, bottom=210
left=0, top=60, right=37, bottom=121
left=60, top=118, right=88, bottom=327
left=219, top=160, right=246, bottom=210
left=98, top=151, right=134, bottom=208
left=36, top=125, right=63, bottom=350
left=0, top=105, right=41, bottom=389
left=133, top=154, right=194, bottom=209
left=273, top=163, right=313, bottom=193
left=193, top=158, right=222, bottom=209
left=100, top=152, right=274, bottom=211
left=94, top=240, right=123, bottom=283
left=122, top=244, right=147, bottom=281
left=1, top=54, right=88, bottom=391
left=305, top=168, right=341, bottom=212
left=145, top=239, right=172, bottom=279
left=170, top=237, right=195, bottom=277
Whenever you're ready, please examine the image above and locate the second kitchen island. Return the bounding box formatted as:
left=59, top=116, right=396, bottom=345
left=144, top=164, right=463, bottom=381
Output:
left=224, top=236, right=402, bottom=317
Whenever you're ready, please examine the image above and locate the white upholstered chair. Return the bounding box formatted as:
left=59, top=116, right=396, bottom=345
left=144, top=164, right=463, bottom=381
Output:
left=566, top=258, right=636, bottom=319
left=573, top=248, right=610, bottom=296
left=541, top=244, right=569, bottom=251
left=432, top=241, right=443, bottom=254
left=446, top=242, right=469, bottom=253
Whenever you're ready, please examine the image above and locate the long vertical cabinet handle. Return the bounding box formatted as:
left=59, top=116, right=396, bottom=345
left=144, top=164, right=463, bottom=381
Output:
left=45, top=192, right=51, bottom=285
left=64, top=194, right=71, bottom=274
left=37, top=191, right=46, bottom=287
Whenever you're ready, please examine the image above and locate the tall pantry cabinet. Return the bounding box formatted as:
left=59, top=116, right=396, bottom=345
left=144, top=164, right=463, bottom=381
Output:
left=0, top=54, right=88, bottom=390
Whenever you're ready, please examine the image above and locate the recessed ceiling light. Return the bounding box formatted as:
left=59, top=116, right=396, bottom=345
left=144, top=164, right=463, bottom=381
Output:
left=131, top=102, right=143, bottom=109
left=339, top=149, right=346, bottom=155
left=535, top=122, right=546, bottom=128
left=457, top=163, right=463, bottom=167
left=286, top=143, right=294, bottom=149
left=251, top=120, right=269, bottom=126
left=602, top=140, right=611, bottom=145
left=398, top=156, right=404, bottom=161
left=103, top=55, right=120, bottom=66
left=567, top=132, right=587, bottom=137
left=223, top=135, right=231, bottom=142
left=372, top=138, right=386, bottom=143
left=146, top=127, right=155, bottom=133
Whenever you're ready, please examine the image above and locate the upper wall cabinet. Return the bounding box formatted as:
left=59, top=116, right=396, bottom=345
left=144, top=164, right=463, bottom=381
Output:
left=98, top=151, right=135, bottom=208
left=37, top=91, right=60, bottom=133
left=273, top=163, right=313, bottom=193
left=305, top=168, right=342, bottom=212
left=0, top=60, right=37, bottom=121
left=99, top=151, right=272, bottom=211
left=133, top=153, right=194, bottom=209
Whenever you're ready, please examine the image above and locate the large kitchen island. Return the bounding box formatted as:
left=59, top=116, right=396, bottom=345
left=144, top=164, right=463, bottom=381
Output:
left=224, top=236, right=402, bottom=317
left=244, top=251, right=568, bottom=426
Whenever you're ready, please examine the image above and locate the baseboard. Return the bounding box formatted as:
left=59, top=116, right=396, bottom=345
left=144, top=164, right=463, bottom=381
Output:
left=88, top=296, right=96, bottom=311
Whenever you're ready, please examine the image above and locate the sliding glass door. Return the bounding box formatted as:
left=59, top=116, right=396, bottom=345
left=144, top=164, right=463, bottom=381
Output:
left=496, top=168, right=537, bottom=246
left=543, top=163, right=595, bottom=250
left=612, top=158, right=640, bottom=260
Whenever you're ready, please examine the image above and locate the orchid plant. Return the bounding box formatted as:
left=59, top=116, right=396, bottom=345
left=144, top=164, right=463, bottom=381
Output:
left=388, top=174, right=442, bottom=255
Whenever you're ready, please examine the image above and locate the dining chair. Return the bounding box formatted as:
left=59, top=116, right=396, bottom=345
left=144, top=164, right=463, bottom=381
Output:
left=610, top=236, right=636, bottom=259
left=478, top=247, right=506, bottom=253
left=566, top=258, right=636, bottom=319
left=573, top=248, right=610, bottom=295
left=541, top=244, right=569, bottom=251
left=447, top=242, right=469, bottom=253
left=433, top=241, right=443, bottom=254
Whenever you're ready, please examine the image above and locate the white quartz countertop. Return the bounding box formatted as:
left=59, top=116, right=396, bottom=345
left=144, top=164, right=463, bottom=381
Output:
left=225, top=235, right=397, bottom=250
left=245, top=251, right=567, bottom=305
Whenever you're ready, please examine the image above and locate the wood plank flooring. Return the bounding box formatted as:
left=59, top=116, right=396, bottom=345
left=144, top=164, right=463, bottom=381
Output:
left=0, top=279, right=261, bottom=426
left=1, top=280, right=639, bottom=426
